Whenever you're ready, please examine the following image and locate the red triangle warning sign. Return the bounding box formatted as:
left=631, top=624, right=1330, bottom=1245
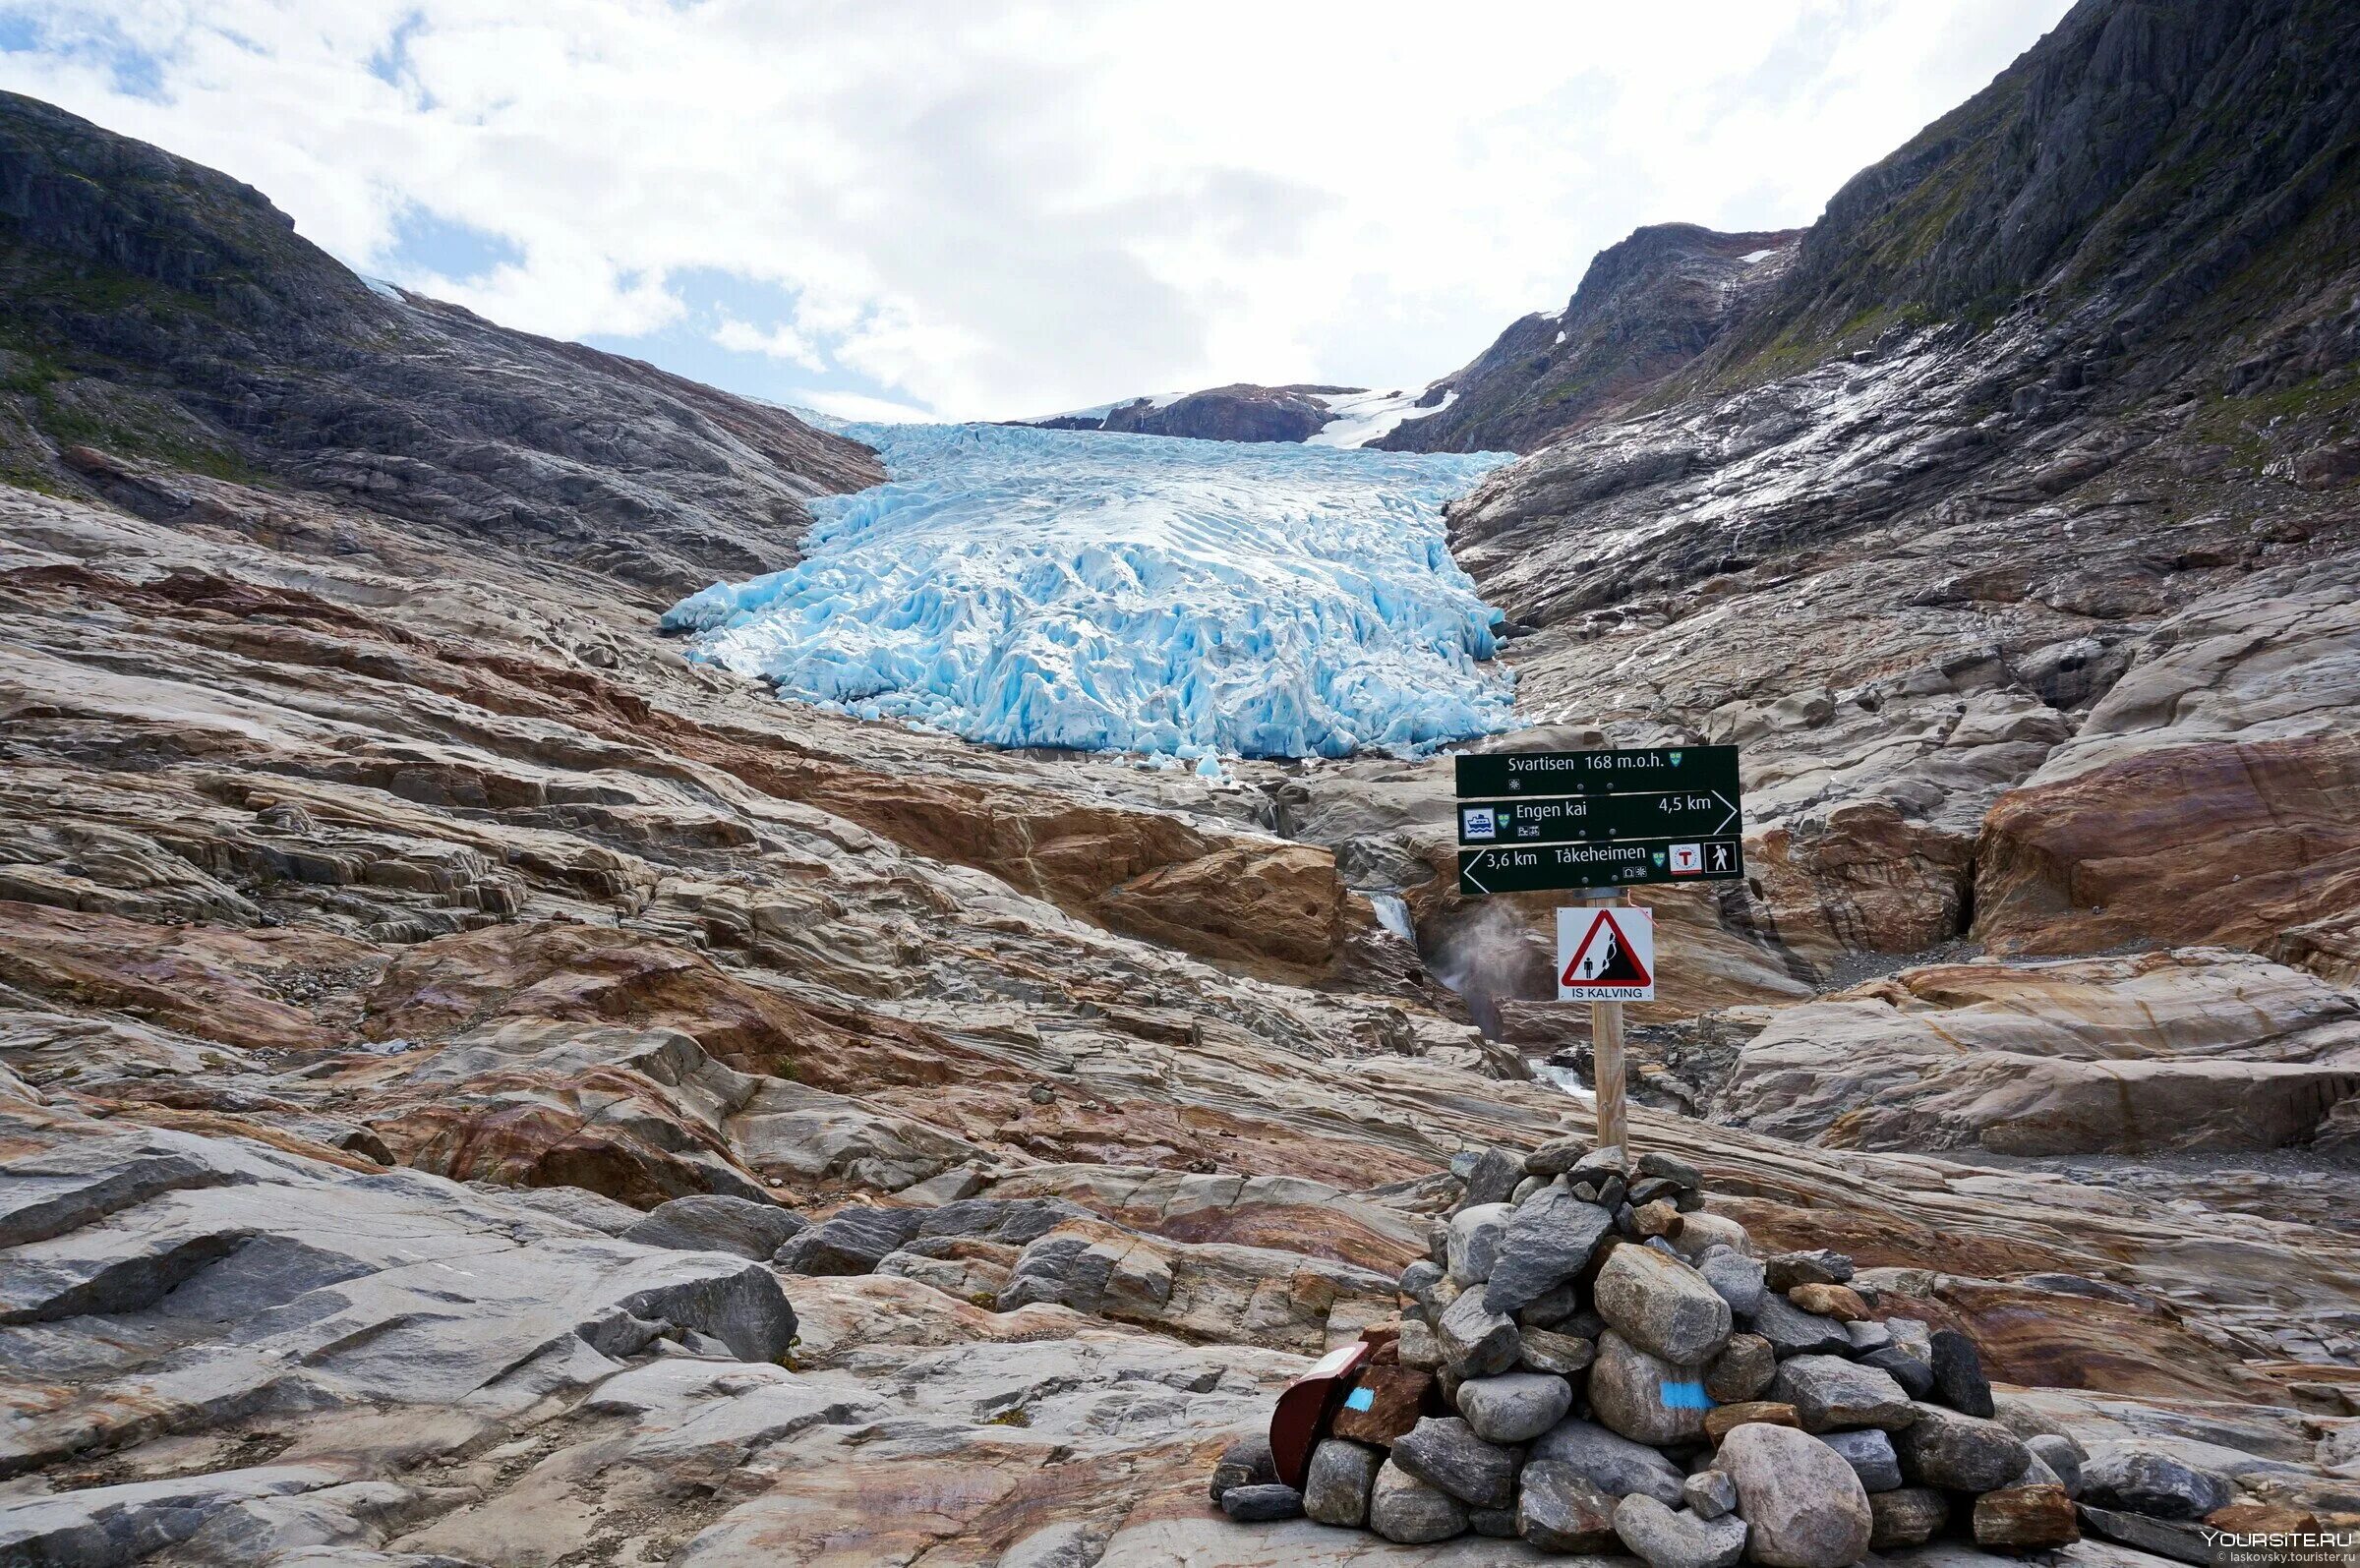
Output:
left=1561, top=909, right=1653, bottom=990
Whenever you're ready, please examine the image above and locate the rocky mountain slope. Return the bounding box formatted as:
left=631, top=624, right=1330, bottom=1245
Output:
left=1377, top=225, right=1802, bottom=456
left=1419, top=0, right=2360, bottom=997
left=0, top=91, right=879, bottom=598
left=1017, top=383, right=1443, bottom=446
left=4, top=0, right=2360, bottom=1561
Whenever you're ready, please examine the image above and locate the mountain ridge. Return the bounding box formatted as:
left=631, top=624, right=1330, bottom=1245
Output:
left=0, top=89, right=880, bottom=598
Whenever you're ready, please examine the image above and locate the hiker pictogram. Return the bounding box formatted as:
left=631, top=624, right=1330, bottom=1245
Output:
left=1557, top=906, right=1656, bottom=1000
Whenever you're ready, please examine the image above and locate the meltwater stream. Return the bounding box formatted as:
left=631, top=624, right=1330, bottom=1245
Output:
left=662, top=422, right=1517, bottom=766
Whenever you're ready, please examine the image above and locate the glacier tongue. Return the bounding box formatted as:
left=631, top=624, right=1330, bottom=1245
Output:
left=662, top=422, right=1517, bottom=763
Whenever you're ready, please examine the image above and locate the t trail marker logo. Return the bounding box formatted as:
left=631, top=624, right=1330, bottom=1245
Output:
left=1559, top=905, right=1656, bottom=1002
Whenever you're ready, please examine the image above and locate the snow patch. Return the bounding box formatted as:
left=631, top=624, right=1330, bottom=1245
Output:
left=663, top=422, right=1516, bottom=763
left=1304, top=387, right=1451, bottom=448
left=361, top=276, right=404, bottom=302
left=1739, top=249, right=1780, bottom=264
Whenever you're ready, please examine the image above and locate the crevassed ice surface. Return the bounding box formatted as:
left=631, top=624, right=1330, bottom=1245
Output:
left=662, top=421, right=1518, bottom=762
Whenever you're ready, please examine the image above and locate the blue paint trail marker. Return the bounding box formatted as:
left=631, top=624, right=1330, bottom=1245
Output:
left=1659, top=1381, right=1712, bottom=1411
left=1343, top=1387, right=1377, bottom=1412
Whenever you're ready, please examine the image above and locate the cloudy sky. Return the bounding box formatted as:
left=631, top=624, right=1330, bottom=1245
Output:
left=0, top=1, right=2075, bottom=423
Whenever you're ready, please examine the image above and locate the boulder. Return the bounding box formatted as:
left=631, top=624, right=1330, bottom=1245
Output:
left=1209, top=1436, right=1277, bottom=1504
left=1517, top=1325, right=1596, bottom=1375
left=1893, top=1406, right=2032, bottom=1492
left=1613, top=1494, right=1748, bottom=1568
left=1768, top=1356, right=1916, bottom=1432
left=1670, top=1213, right=1753, bottom=1258
left=1818, top=1429, right=1902, bottom=1491
left=1397, top=1258, right=1445, bottom=1315
left=2077, top=1504, right=2213, bottom=1560
left=2079, top=1447, right=2234, bottom=1520
left=1716, top=1421, right=1873, bottom=1568
left=1972, top=1483, right=2079, bottom=1547
left=1469, top=1505, right=1518, bottom=1537
left=622, top=1193, right=805, bottom=1259
left=1698, top=1248, right=1766, bottom=1316
left=1593, top=1246, right=1732, bottom=1365
left=1867, top=1487, right=1949, bottom=1550
left=1446, top=1201, right=1513, bottom=1286
left=1302, top=1439, right=1382, bottom=1528
left=1219, top=1482, right=1303, bottom=1522
left=1515, top=1281, right=1582, bottom=1329
left=1705, top=1333, right=1776, bottom=1402
left=1397, top=1318, right=1443, bottom=1370
left=1590, top=1330, right=1712, bottom=1445
left=2028, top=1432, right=2085, bottom=1497
left=1484, top=1189, right=1614, bottom=1312
left=1764, top=1250, right=1853, bottom=1290
left=1463, top=1146, right=1524, bottom=1207
left=1530, top=1417, right=1687, bottom=1505
left=1748, top=1295, right=1852, bottom=1358
left=1636, top=1152, right=1703, bottom=1189
left=1929, top=1327, right=1995, bottom=1417
left=1704, top=1401, right=1800, bottom=1442
left=1525, top=1137, right=1592, bottom=1176
left=1456, top=1371, right=1574, bottom=1444
left=1389, top=1417, right=1519, bottom=1509
left=775, top=1205, right=923, bottom=1275
left=1516, top=1463, right=1620, bottom=1553
left=1633, top=1199, right=1683, bottom=1238
left=1367, top=1460, right=1467, bottom=1544
left=1683, top=1469, right=1739, bottom=1520
left=1883, top=1315, right=1934, bottom=1367
left=1438, top=1284, right=1521, bottom=1376
left=1859, top=1346, right=1934, bottom=1401
left=1786, top=1283, right=1867, bottom=1320
left=1330, top=1365, right=1431, bottom=1446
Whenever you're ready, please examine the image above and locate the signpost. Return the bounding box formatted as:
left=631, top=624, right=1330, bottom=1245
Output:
left=1453, top=745, right=1746, bottom=1159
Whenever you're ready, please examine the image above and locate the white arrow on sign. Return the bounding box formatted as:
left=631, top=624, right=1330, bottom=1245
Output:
left=1461, top=850, right=1493, bottom=895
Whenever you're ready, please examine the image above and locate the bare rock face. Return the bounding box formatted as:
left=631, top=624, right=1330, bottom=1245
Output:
left=1975, top=562, right=2360, bottom=982
left=1379, top=223, right=1802, bottom=456
left=1099, top=384, right=1351, bottom=443
left=1720, top=950, right=2360, bottom=1155
left=1976, top=733, right=2360, bottom=977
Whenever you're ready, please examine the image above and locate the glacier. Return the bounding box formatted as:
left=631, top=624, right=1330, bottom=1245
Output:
left=661, top=421, right=1518, bottom=763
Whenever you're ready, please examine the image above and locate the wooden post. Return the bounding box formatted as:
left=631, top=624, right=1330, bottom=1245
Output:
left=1588, top=888, right=1630, bottom=1161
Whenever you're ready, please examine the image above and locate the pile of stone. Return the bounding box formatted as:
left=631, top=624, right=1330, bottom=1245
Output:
left=1208, top=1142, right=2246, bottom=1566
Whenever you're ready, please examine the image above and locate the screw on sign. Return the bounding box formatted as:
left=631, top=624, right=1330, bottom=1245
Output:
left=1453, top=745, right=1746, bottom=1157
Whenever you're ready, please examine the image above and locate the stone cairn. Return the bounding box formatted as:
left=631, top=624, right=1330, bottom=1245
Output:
left=1208, top=1142, right=2240, bottom=1565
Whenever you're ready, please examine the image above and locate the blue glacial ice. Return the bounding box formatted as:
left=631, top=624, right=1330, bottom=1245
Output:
left=661, top=421, right=1519, bottom=763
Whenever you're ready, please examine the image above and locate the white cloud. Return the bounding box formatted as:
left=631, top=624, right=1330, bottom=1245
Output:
left=712, top=316, right=825, bottom=371
left=0, top=0, right=2077, bottom=420
left=782, top=389, right=947, bottom=426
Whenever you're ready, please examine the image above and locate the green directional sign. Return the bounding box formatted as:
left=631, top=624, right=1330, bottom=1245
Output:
left=1454, top=744, right=1740, bottom=799
left=1453, top=786, right=1740, bottom=847
left=1452, top=745, right=1746, bottom=895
